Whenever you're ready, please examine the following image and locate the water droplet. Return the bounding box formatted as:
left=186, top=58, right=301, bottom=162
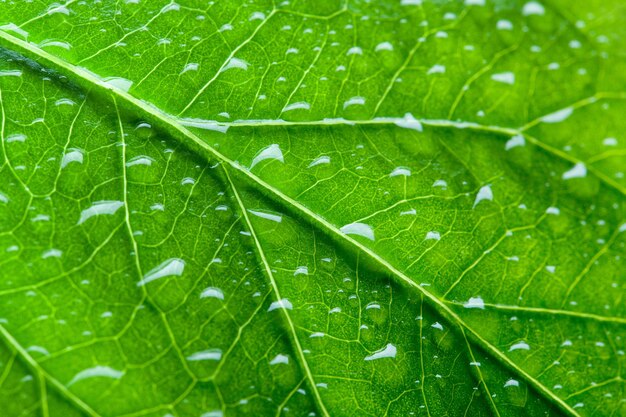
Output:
left=603, top=137, right=617, bottom=146
left=270, top=354, right=289, bottom=365
left=504, top=379, right=519, bottom=387
left=463, top=297, right=485, bottom=309
left=221, top=58, right=249, bottom=72
left=186, top=349, right=222, bottom=361
left=343, top=96, right=365, bottom=109
left=522, top=2, right=545, bottom=16
left=6, top=134, right=26, bottom=143
left=77, top=201, right=124, bottom=224
left=38, top=39, right=71, bottom=50
left=505, top=134, right=525, bottom=150
left=250, top=144, right=284, bottom=169
left=364, top=343, right=397, bottom=361
left=509, top=341, right=530, bottom=351
left=200, top=411, right=223, bottom=417
left=55, top=98, right=76, bottom=106
left=268, top=299, right=293, bottom=311
left=394, top=113, right=423, bottom=131
left=497, top=20, right=513, bottom=30
left=0, top=23, right=29, bottom=39
left=249, top=11, right=266, bottom=21
left=67, top=366, right=124, bottom=386
left=347, top=46, right=363, bottom=56
left=0, top=70, right=23, bottom=77
left=282, top=102, right=310, bottom=112
left=427, top=65, right=446, bottom=75
left=200, top=287, right=224, bottom=300
left=181, top=63, right=199, bottom=74
left=42, top=249, right=62, bottom=259
left=491, top=72, right=515, bottom=85
left=425, top=231, right=441, bottom=241
left=178, top=118, right=228, bottom=133
left=294, top=266, right=308, bottom=276
left=103, top=77, right=133, bottom=92
left=26, top=346, right=49, bottom=356
left=473, top=185, right=493, bottom=208
left=562, top=163, right=586, bottom=180
left=340, top=222, right=375, bottom=241
left=161, top=2, right=180, bottom=13
left=47, top=3, right=70, bottom=15
left=431, top=322, right=443, bottom=330
left=390, top=167, right=411, bottom=177
left=247, top=209, right=282, bottom=223
left=375, top=42, right=393, bottom=51
left=308, top=156, right=330, bottom=168
left=542, top=107, right=573, bottom=123
left=137, top=258, right=185, bottom=287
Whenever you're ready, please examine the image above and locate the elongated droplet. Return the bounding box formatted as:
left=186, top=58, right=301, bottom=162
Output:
left=250, top=144, right=284, bottom=169
left=137, top=258, right=185, bottom=287
left=364, top=343, right=397, bottom=361
left=77, top=201, right=124, bottom=224
left=340, top=222, right=375, bottom=241
left=68, top=366, right=124, bottom=386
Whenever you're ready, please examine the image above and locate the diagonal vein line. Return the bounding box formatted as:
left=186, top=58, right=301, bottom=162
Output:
left=0, top=28, right=588, bottom=417
left=445, top=301, right=626, bottom=325
left=178, top=9, right=276, bottom=116
left=0, top=324, right=101, bottom=417
left=461, top=328, right=501, bottom=417
left=221, top=165, right=330, bottom=417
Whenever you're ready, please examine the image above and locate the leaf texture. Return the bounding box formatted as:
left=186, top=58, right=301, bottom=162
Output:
left=0, top=1, right=625, bottom=416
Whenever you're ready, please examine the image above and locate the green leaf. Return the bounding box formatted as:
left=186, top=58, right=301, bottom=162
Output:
left=0, top=1, right=625, bottom=416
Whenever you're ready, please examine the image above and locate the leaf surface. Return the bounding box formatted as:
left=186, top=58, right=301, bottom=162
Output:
left=0, top=1, right=625, bottom=416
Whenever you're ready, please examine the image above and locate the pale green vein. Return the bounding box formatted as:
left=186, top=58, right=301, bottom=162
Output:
left=462, top=328, right=501, bottom=417
left=222, top=165, right=330, bottom=417
left=445, top=301, right=626, bottom=325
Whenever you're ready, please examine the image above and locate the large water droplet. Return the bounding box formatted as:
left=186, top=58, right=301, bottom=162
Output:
left=137, top=258, right=185, bottom=287
left=250, top=144, right=284, bottom=169
left=340, top=222, right=375, bottom=241
left=67, top=366, right=124, bottom=386
left=364, top=343, right=397, bottom=361
left=186, top=349, right=222, bottom=361
left=77, top=201, right=124, bottom=225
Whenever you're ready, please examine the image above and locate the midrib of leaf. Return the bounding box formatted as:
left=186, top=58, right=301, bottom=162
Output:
left=0, top=29, right=590, bottom=417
